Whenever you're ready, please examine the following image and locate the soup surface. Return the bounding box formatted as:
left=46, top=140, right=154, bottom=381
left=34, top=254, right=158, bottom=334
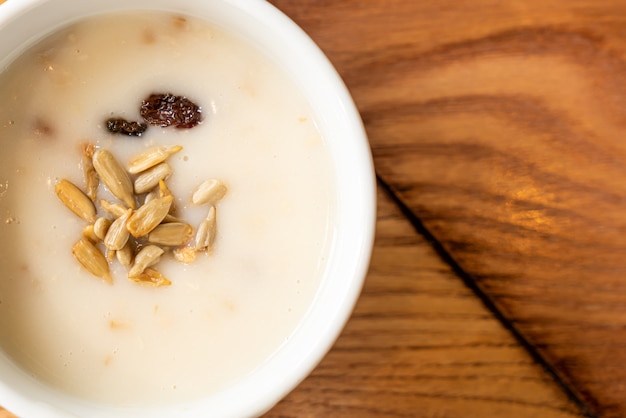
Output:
left=0, top=12, right=335, bottom=405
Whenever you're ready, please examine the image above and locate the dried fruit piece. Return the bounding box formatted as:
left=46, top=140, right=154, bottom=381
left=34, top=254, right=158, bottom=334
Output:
left=55, top=179, right=97, bottom=222
left=191, top=179, right=227, bottom=205
left=129, top=245, right=164, bottom=278
left=104, top=209, right=132, bottom=251
left=148, top=222, right=193, bottom=246
left=93, top=217, right=112, bottom=241
left=195, top=205, right=216, bottom=251
left=81, top=143, right=99, bottom=201
left=134, top=162, right=172, bottom=194
left=127, top=145, right=182, bottom=174
left=72, top=238, right=112, bottom=283
left=140, top=93, right=202, bottom=129
left=129, top=268, right=171, bottom=287
left=106, top=118, right=147, bottom=136
left=92, top=149, right=136, bottom=209
left=126, top=195, right=173, bottom=237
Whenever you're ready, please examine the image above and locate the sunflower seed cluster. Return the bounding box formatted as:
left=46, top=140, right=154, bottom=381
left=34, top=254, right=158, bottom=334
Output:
left=55, top=144, right=226, bottom=287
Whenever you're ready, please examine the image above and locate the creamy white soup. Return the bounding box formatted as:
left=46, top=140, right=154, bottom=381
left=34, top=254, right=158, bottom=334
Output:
left=0, top=12, right=335, bottom=405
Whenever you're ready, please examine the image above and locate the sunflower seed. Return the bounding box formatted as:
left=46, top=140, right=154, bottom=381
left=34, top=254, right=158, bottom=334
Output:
left=81, top=143, right=99, bottom=201
left=55, top=179, right=97, bottom=222
left=134, top=162, right=172, bottom=194
left=100, top=200, right=128, bottom=218
left=158, top=178, right=173, bottom=198
left=116, top=241, right=134, bottom=267
left=144, top=189, right=158, bottom=205
left=104, top=209, right=131, bottom=251
left=106, top=248, right=116, bottom=263
left=128, top=267, right=171, bottom=287
left=71, top=238, right=112, bottom=283
left=61, top=142, right=228, bottom=288
left=127, top=145, right=183, bottom=174
left=129, top=245, right=164, bottom=278
left=158, top=179, right=177, bottom=215
left=81, top=142, right=96, bottom=159
left=195, top=205, right=216, bottom=251
left=82, top=223, right=99, bottom=243
left=162, top=214, right=185, bottom=223
left=173, top=246, right=196, bottom=264
left=191, top=179, right=227, bottom=205
left=148, top=222, right=193, bottom=246
left=93, top=217, right=112, bottom=241
left=92, top=149, right=136, bottom=209
left=126, top=195, right=173, bottom=237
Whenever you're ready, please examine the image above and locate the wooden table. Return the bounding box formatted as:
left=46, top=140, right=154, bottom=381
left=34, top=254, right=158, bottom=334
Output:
left=5, top=0, right=626, bottom=416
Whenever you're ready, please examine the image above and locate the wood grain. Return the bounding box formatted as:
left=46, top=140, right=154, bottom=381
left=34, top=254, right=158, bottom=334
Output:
left=263, top=186, right=582, bottom=417
left=267, top=0, right=626, bottom=416
left=0, top=409, right=14, bottom=418
left=0, top=0, right=619, bottom=416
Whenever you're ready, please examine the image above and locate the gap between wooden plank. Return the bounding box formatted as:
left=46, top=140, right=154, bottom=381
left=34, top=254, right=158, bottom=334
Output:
left=376, top=174, right=597, bottom=418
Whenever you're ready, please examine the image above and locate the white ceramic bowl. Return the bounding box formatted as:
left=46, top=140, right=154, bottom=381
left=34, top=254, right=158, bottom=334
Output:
left=0, top=0, right=376, bottom=417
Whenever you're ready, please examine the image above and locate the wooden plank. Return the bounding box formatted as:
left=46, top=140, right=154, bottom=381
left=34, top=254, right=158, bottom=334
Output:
left=267, top=0, right=626, bottom=416
left=263, top=187, right=583, bottom=417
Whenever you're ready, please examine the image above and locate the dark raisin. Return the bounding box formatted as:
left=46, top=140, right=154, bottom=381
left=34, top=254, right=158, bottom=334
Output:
left=106, top=118, right=148, bottom=136
left=140, top=93, right=203, bottom=129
